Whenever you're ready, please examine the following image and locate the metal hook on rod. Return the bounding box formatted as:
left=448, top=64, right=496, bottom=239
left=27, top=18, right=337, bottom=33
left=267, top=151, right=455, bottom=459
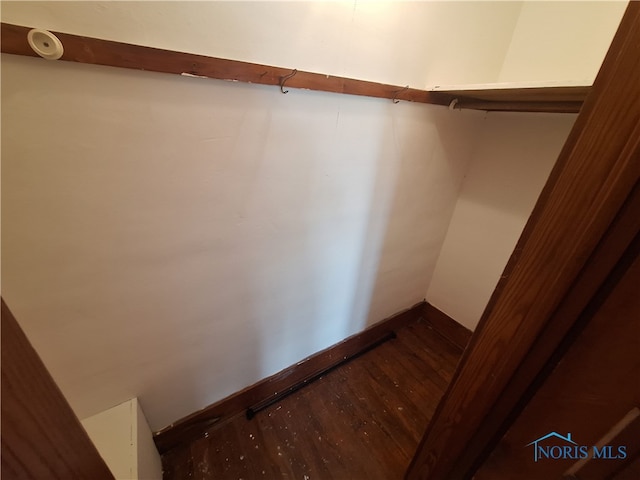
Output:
left=280, top=69, right=298, bottom=94
left=392, top=85, right=409, bottom=104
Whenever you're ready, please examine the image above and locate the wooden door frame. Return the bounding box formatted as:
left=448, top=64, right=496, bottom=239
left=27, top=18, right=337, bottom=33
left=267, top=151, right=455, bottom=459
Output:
left=1, top=299, right=114, bottom=479
left=406, top=3, right=640, bottom=479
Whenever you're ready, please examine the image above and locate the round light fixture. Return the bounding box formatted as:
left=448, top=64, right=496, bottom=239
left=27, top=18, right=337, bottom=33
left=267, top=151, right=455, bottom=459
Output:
left=27, top=29, right=64, bottom=60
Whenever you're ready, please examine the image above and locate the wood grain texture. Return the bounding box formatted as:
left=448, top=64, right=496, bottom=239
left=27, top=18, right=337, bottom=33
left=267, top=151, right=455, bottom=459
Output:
left=1, top=22, right=587, bottom=113
left=0, top=23, right=445, bottom=106
left=161, top=317, right=463, bottom=480
left=453, top=100, right=582, bottom=113
left=611, top=452, right=640, bottom=480
left=579, top=412, right=640, bottom=480
left=422, top=303, right=472, bottom=351
left=154, top=301, right=426, bottom=454
left=1, top=299, right=114, bottom=480
left=449, top=181, right=640, bottom=479
left=406, top=4, right=640, bottom=479
left=474, top=249, right=640, bottom=480
left=444, top=86, right=590, bottom=102
left=447, top=86, right=589, bottom=113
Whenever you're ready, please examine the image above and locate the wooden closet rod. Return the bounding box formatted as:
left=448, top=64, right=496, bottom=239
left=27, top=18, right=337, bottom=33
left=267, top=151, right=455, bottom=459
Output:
left=1, top=23, right=587, bottom=113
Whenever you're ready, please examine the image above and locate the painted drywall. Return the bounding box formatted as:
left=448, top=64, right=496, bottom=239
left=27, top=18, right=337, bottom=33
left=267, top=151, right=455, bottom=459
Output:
left=424, top=1, right=627, bottom=330
left=498, top=1, right=627, bottom=84
left=81, top=398, right=162, bottom=480
left=82, top=401, right=135, bottom=480
left=136, top=400, right=164, bottom=480
left=426, top=113, right=577, bottom=330
left=1, top=1, right=523, bottom=87
left=1, top=52, right=482, bottom=429
left=1, top=0, right=623, bottom=433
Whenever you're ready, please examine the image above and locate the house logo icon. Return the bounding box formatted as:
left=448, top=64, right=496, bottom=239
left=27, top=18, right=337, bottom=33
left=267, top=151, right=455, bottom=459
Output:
left=526, top=432, right=577, bottom=462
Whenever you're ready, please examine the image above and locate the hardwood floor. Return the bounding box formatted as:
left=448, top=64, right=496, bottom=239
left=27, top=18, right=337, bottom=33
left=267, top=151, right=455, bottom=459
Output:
left=162, top=318, right=463, bottom=479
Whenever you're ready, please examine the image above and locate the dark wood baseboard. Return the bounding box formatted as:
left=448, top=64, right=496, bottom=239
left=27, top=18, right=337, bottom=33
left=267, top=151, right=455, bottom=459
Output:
left=153, top=301, right=426, bottom=454
left=422, top=303, right=473, bottom=351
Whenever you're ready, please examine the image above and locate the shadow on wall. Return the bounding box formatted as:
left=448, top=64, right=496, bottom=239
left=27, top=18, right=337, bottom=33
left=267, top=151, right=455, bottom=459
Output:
left=425, top=112, right=578, bottom=331
left=360, top=106, right=483, bottom=330
left=202, top=87, right=409, bottom=380
left=233, top=91, right=482, bottom=380
left=109, top=77, right=430, bottom=425
left=1, top=53, right=481, bottom=431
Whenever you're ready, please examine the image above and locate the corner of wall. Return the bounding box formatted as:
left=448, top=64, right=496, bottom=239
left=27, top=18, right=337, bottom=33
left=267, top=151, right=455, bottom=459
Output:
left=81, top=398, right=163, bottom=480
left=497, top=1, right=627, bottom=84
left=135, top=399, right=164, bottom=480
left=425, top=112, right=577, bottom=331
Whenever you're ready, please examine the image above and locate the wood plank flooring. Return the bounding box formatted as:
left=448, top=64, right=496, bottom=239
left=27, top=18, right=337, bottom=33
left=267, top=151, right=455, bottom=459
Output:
left=161, top=318, right=463, bottom=480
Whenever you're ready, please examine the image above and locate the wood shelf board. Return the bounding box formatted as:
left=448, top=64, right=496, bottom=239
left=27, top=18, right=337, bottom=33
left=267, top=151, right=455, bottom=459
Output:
left=442, top=86, right=590, bottom=103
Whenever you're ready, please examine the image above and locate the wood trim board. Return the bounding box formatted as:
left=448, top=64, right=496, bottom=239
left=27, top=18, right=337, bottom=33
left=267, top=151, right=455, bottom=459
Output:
left=405, top=3, right=640, bottom=479
left=2, top=22, right=587, bottom=113
left=452, top=181, right=640, bottom=480
left=0, top=23, right=446, bottom=105
left=422, top=303, right=472, bottom=351
left=153, top=301, right=426, bottom=454
left=1, top=299, right=114, bottom=479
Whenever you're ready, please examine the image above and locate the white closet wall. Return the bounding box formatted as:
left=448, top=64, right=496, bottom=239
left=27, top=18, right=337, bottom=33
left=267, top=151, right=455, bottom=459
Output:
left=2, top=52, right=483, bottom=429
left=2, top=0, right=517, bottom=430
left=498, top=1, right=628, bottom=84
left=426, top=1, right=626, bottom=330
left=81, top=398, right=162, bottom=479
left=1, top=1, right=523, bottom=86
left=0, top=1, right=626, bottom=430
left=426, top=113, right=576, bottom=330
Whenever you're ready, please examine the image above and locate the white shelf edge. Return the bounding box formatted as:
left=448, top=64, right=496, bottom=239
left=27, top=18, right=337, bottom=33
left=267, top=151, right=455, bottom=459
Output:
left=426, top=80, right=592, bottom=92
